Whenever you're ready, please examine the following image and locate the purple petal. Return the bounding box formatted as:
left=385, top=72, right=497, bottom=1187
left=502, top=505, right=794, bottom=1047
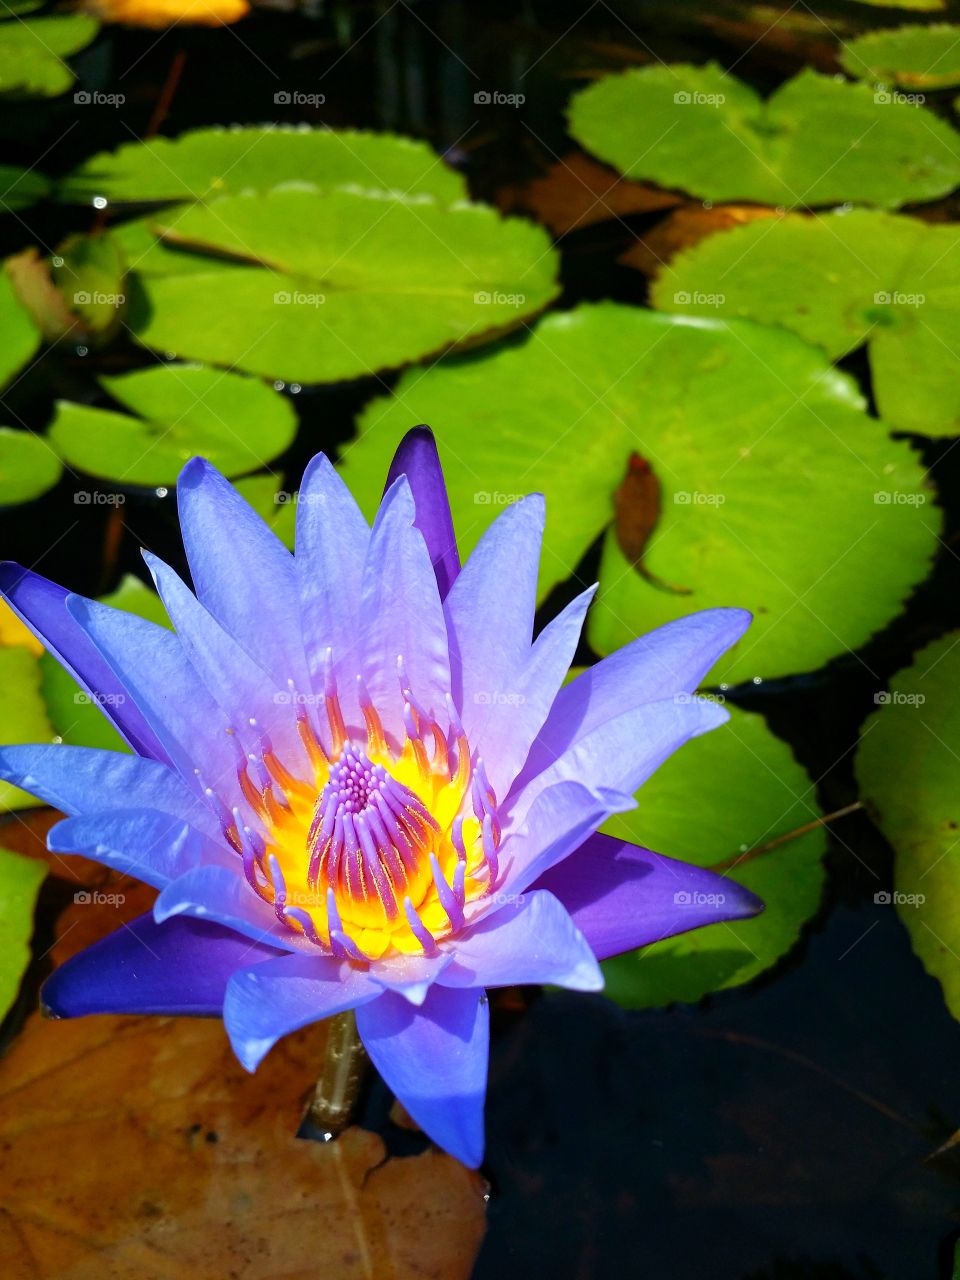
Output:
left=384, top=427, right=460, bottom=600
left=223, top=952, right=380, bottom=1071
left=519, top=608, right=750, bottom=786
left=295, top=453, right=370, bottom=717
left=359, top=476, right=450, bottom=731
left=356, top=985, right=488, bottom=1168
left=154, top=864, right=313, bottom=953
left=367, top=951, right=454, bottom=1006
left=48, top=808, right=232, bottom=889
left=444, top=494, right=544, bottom=752
left=531, top=833, right=764, bottom=960
left=42, top=913, right=282, bottom=1017
left=440, top=890, right=602, bottom=991
left=0, top=562, right=168, bottom=762
left=0, top=744, right=221, bottom=839
left=177, top=458, right=309, bottom=692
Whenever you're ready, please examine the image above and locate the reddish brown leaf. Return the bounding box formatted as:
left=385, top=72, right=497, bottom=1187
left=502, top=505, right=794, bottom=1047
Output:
left=620, top=204, right=783, bottom=277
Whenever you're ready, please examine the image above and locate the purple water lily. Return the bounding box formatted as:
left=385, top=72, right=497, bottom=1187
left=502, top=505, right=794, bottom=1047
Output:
left=0, top=428, right=760, bottom=1167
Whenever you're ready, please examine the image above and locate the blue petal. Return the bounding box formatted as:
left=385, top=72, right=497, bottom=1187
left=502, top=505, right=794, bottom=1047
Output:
left=443, top=495, right=544, bottom=752
left=48, top=808, right=232, bottom=889
left=367, top=951, right=454, bottom=1006
left=223, top=952, right=380, bottom=1071
left=177, top=458, right=309, bottom=692
left=358, top=476, right=450, bottom=733
left=0, top=562, right=169, bottom=762
left=154, top=864, right=313, bottom=953
left=0, top=744, right=221, bottom=839
left=532, top=833, right=764, bottom=960
left=356, top=985, right=488, bottom=1168
left=440, top=890, right=602, bottom=991
left=384, top=427, right=460, bottom=600
left=42, top=913, right=283, bottom=1017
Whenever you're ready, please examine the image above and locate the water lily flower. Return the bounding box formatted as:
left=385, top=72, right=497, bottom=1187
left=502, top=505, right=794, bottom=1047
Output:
left=0, top=428, right=760, bottom=1168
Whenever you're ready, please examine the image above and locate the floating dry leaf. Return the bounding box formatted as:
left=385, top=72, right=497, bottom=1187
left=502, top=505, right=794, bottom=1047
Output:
left=620, top=204, right=782, bottom=276
left=82, top=0, right=248, bottom=29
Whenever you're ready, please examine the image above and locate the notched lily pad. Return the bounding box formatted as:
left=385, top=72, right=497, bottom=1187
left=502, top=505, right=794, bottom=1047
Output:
left=0, top=428, right=61, bottom=505
left=347, top=304, right=939, bottom=684
left=602, top=705, right=826, bottom=1006
left=568, top=63, right=960, bottom=208
left=0, top=13, right=98, bottom=98
left=840, top=23, right=960, bottom=88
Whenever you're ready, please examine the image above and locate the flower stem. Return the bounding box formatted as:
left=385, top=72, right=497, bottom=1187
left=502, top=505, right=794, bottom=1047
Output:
left=308, top=1009, right=368, bottom=1138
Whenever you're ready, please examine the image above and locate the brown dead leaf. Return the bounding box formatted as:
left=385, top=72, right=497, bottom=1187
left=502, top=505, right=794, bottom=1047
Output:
left=5, top=250, right=84, bottom=343
left=496, top=151, right=680, bottom=236
left=620, top=204, right=783, bottom=277
left=614, top=451, right=661, bottom=569
left=0, top=1010, right=487, bottom=1279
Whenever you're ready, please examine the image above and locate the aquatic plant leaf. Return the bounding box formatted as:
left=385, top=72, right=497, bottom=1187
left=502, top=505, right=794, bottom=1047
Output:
left=232, top=474, right=296, bottom=548
left=601, top=706, right=826, bottom=1006
left=0, top=647, right=56, bottom=811
left=0, top=428, right=61, bottom=505
left=856, top=633, right=960, bottom=1021
left=0, top=165, right=49, bottom=210
left=48, top=364, right=298, bottom=485
left=840, top=22, right=960, bottom=86
left=0, top=845, right=45, bottom=1021
left=59, top=125, right=467, bottom=205
left=0, top=262, right=42, bottom=384
left=125, top=188, right=558, bottom=383
left=52, top=232, right=126, bottom=335
left=347, top=304, right=938, bottom=683
left=567, top=64, right=960, bottom=208
left=0, top=13, right=98, bottom=97
left=0, top=1009, right=487, bottom=1278
left=652, top=209, right=960, bottom=436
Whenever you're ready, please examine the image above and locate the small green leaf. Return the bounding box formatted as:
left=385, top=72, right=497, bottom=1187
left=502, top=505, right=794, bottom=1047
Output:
left=568, top=64, right=960, bottom=208
left=48, top=364, right=298, bottom=486
left=58, top=125, right=467, bottom=205
left=652, top=209, right=960, bottom=437
left=123, top=187, right=559, bottom=383
left=0, top=647, right=56, bottom=811
left=0, top=14, right=99, bottom=98
left=0, top=262, right=42, bottom=385
left=601, top=705, right=826, bottom=1007
left=0, top=845, right=45, bottom=1021
left=347, top=304, right=939, bottom=683
left=0, top=428, right=61, bottom=505
left=840, top=23, right=960, bottom=88
left=856, top=633, right=960, bottom=1020
left=0, top=166, right=49, bottom=211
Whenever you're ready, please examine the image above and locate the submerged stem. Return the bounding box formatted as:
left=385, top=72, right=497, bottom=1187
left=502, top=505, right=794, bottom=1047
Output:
left=308, top=1009, right=368, bottom=1139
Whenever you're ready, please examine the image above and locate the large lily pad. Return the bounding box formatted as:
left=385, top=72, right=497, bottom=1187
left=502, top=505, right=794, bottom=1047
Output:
left=567, top=64, right=960, bottom=208
left=856, top=633, right=960, bottom=1019
left=651, top=209, right=960, bottom=437
left=0, top=166, right=49, bottom=212
left=0, top=263, right=42, bottom=387
left=601, top=705, right=826, bottom=1007
left=48, top=364, right=298, bottom=485
left=0, top=845, right=45, bottom=1021
left=58, top=125, right=467, bottom=205
left=0, top=428, right=62, bottom=505
left=0, top=13, right=98, bottom=98
left=347, top=304, right=938, bottom=683
left=124, top=188, right=558, bottom=383
left=840, top=23, right=960, bottom=88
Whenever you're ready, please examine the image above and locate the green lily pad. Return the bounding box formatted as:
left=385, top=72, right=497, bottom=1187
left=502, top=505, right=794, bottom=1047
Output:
left=48, top=364, right=298, bottom=486
left=58, top=125, right=467, bottom=205
left=124, top=188, right=558, bottom=383
left=41, top=575, right=170, bottom=753
left=52, top=232, right=126, bottom=335
left=0, top=844, right=45, bottom=1021
left=840, top=23, right=960, bottom=86
left=0, top=166, right=49, bottom=212
left=850, top=0, right=944, bottom=9
left=347, top=304, right=939, bottom=684
left=856, top=632, right=960, bottom=1020
left=0, top=262, right=41, bottom=386
left=0, top=428, right=62, bottom=505
left=567, top=64, right=960, bottom=208
left=0, top=13, right=98, bottom=98
left=651, top=209, right=960, bottom=437
left=0, top=646, right=56, bottom=811
left=601, top=704, right=826, bottom=1006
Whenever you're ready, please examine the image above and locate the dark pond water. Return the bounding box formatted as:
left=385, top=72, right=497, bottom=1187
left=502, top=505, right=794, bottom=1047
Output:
left=5, top=1, right=960, bottom=1275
